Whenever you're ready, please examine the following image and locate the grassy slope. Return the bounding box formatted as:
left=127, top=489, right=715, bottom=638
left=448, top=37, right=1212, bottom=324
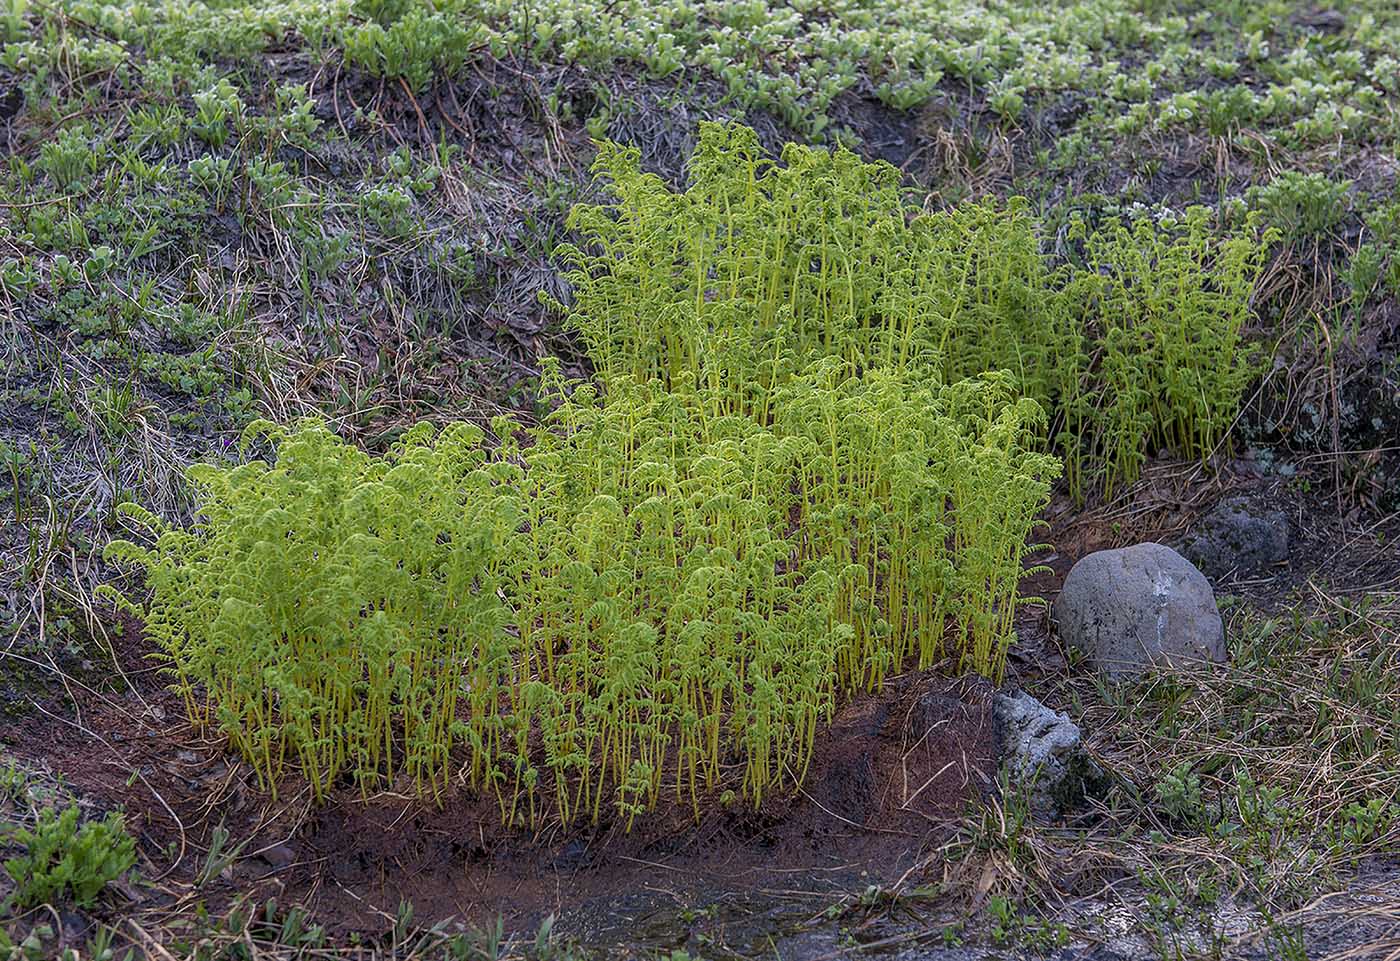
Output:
left=0, top=0, right=1398, bottom=957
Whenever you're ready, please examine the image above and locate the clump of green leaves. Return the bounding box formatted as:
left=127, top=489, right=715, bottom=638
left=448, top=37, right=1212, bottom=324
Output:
left=1247, top=172, right=1351, bottom=240
left=1155, top=762, right=1206, bottom=827
left=1347, top=201, right=1400, bottom=304
left=340, top=2, right=485, bottom=92
left=103, top=423, right=511, bottom=802
left=98, top=121, right=1277, bottom=822
left=2, top=806, right=136, bottom=910
left=104, top=356, right=1056, bottom=822
left=1060, top=207, right=1273, bottom=495
left=36, top=126, right=98, bottom=190
left=558, top=122, right=1274, bottom=499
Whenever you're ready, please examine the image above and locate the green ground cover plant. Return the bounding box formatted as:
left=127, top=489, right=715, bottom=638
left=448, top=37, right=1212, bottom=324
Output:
left=1347, top=200, right=1400, bottom=304
left=14, top=0, right=1400, bottom=148
left=559, top=122, right=1274, bottom=498
left=103, top=357, right=1056, bottom=822
left=2, top=806, right=136, bottom=911
left=1246, top=171, right=1352, bottom=240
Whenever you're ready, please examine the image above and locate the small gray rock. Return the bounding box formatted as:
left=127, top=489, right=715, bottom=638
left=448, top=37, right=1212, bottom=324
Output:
left=1179, top=497, right=1289, bottom=580
left=993, top=691, right=1097, bottom=819
left=1054, top=542, right=1225, bottom=680
left=257, top=843, right=297, bottom=870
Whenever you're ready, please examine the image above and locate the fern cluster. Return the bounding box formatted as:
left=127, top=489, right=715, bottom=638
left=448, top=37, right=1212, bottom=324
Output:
left=98, top=122, right=1274, bottom=822
left=105, top=357, right=1055, bottom=822
left=558, top=122, right=1274, bottom=498
left=1059, top=210, right=1268, bottom=496
left=105, top=426, right=510, bottom=802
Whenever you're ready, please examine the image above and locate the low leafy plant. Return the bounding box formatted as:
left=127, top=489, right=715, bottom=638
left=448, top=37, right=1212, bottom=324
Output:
left=190, top=80, right=243, bottom=148
left=1247, top=172, right=1351, bottom=240
left=1155, top=762, right=1206, bottom=827
left=2, top=806, right=136, bottom=910
left=36, top=127, right=97, bottom=190
left=1348, top=201, right=1400, bottom=304
left=340, top=4, right=485, bottom=92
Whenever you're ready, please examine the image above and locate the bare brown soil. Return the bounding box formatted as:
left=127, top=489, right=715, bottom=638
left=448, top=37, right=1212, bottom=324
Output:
left=0, top=616, right=997, bottom=939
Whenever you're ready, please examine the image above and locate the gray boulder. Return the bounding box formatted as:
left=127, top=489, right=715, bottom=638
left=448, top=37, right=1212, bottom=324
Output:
left=1054, top=542, right=1225, bottom=680
left=1178, top=497, right=1289, bottom=580
left=993, top=691, right=1098, bottom=819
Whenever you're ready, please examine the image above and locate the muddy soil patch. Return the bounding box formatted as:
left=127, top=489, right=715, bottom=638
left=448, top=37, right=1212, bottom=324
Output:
left=290, top=671, right=996, bottom=935
left=0, top=621, right=997, bottom=941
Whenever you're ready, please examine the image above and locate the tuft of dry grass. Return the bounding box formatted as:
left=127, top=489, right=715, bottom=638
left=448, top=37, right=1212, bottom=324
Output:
left=911, top=580, right=1400, bottom=959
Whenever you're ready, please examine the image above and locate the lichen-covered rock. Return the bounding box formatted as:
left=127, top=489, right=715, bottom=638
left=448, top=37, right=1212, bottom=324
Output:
left=993, top=690, right=1098, bottom=819
left=1179, top=497, right=1289, bottom=580
left=1054, top=542, right=1225, bottom=680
